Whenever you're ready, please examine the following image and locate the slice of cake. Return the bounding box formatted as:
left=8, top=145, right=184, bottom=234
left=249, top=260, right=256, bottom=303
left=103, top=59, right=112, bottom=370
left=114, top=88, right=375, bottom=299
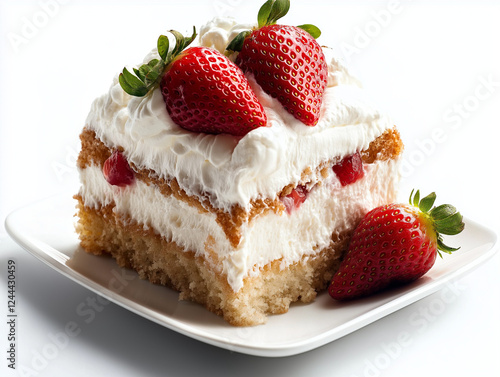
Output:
left=75, top=1, right=403, bottom=326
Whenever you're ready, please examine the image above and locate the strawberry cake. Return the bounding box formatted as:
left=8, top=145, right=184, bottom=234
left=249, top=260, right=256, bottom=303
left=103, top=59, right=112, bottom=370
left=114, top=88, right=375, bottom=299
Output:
left=74, top=1, right=403, bottom=326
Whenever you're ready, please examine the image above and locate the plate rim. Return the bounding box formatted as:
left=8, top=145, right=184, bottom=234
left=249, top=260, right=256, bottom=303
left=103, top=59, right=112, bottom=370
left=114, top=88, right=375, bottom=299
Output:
left=4, top=195, right=499, bottom=357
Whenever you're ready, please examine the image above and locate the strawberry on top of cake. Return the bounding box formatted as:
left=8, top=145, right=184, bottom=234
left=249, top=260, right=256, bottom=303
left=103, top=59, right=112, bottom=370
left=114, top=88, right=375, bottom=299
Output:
left=76, top=0, right=404, bottom=326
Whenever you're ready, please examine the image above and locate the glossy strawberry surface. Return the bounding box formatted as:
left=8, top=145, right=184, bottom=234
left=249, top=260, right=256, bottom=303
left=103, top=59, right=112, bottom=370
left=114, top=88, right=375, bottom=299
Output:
left=329, top=191, right=464, bottom=301
left=236, top=24, right=328, bottom=126
left=332, top=152, right=364, bottom=186
left=102, top=151, right=135, bottom=187
left=160, top=46, right=267, bottom=136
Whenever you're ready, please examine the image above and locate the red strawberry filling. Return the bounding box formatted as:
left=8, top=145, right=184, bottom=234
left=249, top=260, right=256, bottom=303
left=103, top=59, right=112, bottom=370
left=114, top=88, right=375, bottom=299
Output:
left=281, top=185, right=309, bottom=214
left=332, top=152, right=364, bottom=186
left=102, top=151, right=135, bottom=187
left=281, top=152, right=365, bottom=214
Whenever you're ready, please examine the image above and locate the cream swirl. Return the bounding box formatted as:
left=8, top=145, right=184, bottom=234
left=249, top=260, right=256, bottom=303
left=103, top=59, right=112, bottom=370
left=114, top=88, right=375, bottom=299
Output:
left=86, top=18, right=393, bottom=210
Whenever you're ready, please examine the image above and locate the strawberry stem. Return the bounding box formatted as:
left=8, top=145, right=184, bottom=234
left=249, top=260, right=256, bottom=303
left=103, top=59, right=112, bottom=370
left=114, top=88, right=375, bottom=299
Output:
left=226, top=30, right=251, bottom=52
left=258, top=0, right=290, bottom=27
left=296, top=24, right=321, bottom=39
left=418, top=191, right=436, bottom=212
left=119, top=27, right=197, bottom=97
left=226, top=0, right=321, bottom=53
left=410, top=189, right=465, bottom=255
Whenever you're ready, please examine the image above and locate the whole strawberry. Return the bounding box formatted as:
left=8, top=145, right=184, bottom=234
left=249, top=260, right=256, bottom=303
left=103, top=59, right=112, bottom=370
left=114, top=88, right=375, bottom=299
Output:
left=227, top=0, right=328, bottom=126
left=119, top=28, right=267, bottom=136
left=329, top=190, right=465, bottom=300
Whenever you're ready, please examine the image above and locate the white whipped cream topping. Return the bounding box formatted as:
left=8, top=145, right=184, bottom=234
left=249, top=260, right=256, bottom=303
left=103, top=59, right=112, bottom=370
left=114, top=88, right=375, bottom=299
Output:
left=199, top=17, right=254, bottom=58
left=85, top=18, right=393, bottom=210
left=79, top=158, right=400, bottom=292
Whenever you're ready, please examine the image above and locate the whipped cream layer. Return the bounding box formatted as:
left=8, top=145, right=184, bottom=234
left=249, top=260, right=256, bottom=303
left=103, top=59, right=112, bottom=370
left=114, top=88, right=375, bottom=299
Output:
left=85, top=18, right=393, bottom=210
left=79, top=158, right=400, bottom=292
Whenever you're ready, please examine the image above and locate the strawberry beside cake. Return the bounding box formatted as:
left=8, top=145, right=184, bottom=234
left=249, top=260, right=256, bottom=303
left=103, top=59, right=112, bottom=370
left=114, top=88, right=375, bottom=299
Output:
left=74, top=0, right=403, bottom=326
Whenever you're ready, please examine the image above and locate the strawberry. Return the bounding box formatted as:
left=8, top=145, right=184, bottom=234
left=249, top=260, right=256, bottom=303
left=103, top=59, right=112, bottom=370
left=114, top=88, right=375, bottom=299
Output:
left=119, top=28, right=267, bottom=136
left=332, top=152, right=365, bottom=186
left=328, top=190, right=465, bottom=300
left=281, top=184, right=308, bottom=213
left=160, top=46, right=267, bottom=136
left=103, top=150, right=135, bottom=187
left=227, top=0, right=328, bottom=126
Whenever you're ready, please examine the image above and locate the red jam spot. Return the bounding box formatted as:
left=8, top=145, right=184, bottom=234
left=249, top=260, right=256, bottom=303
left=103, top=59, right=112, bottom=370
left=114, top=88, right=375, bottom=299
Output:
left=102, top=151, right=135, bottom=187
left=282, top=185, right=308, bottom=214
left=332, top=151, right=364, bottom=186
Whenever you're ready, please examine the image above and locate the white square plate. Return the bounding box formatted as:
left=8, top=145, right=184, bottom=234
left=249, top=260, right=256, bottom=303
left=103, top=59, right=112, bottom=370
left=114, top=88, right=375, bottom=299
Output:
left=5, top=194, right=498, bottom=357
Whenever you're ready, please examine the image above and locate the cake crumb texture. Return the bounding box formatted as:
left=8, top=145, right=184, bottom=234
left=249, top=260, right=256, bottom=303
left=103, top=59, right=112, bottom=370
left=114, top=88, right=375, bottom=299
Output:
left=75, top=125, right=402, bottom=326
left=74, top=196, right=348, bottom=326
left=77, top=126, right=403, bottom=249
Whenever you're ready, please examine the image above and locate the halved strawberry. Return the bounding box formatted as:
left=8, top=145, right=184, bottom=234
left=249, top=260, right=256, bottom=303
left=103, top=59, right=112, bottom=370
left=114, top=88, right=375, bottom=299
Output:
left=328, top=190, right=465, bottom=300
left=119, top=29, right=267, bottom=136
left=160, top=47, right=267, bottom=136
left=227, top=0, right=328, bottom=126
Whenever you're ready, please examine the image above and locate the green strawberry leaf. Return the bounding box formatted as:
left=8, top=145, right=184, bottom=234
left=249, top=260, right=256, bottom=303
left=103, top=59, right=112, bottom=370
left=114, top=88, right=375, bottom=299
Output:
left=410, top=189, right=420, bottom=207
left=170, top=27, right=197, bottom=57
left=258, top=0, right=273, bottom=28
left=130, top=60, right=161, bottom=90
left=229, top=0, right=322, bottom=52
left=434, top=212, right=465, bottom=235
left=119, top=68, right=148, bottom=97
left=418, top=191, right=436, bottom=213
left=267, top=0, right=290, bottom=25
left=409, top=189, right=464, bottom=254
left=157, top=35, right=169, bottom=61
left=437, top=237, right=460, bottom=254
left=226, top=30, right=251, bottom=52
left=146, top=62, right=164, bottom=85
left=118, top=28, right=196, bottom=97
left=430, top=204, right=458, bottom=221
left=183, top=26, right=197, bottom=50
left=170, top=30, right=187, bottom=57
left=258, top=0, right=290, bottom=27
left=133, top=67, right=145, bottom=82
left=297, top=24, right=321, bottom=39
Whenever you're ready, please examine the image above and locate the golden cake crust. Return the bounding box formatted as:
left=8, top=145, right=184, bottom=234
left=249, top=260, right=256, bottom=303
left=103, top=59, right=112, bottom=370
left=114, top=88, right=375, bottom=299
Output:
left=74, top=195, right=349, bottom=326
left=77, top=127, right=403, bottom=248
left=75, top=126, right=403, bottom=325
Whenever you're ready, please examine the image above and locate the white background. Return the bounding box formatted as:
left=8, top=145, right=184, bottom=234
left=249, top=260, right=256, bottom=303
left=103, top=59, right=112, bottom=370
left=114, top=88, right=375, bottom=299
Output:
left=1, top=0, right=499, bottom=376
